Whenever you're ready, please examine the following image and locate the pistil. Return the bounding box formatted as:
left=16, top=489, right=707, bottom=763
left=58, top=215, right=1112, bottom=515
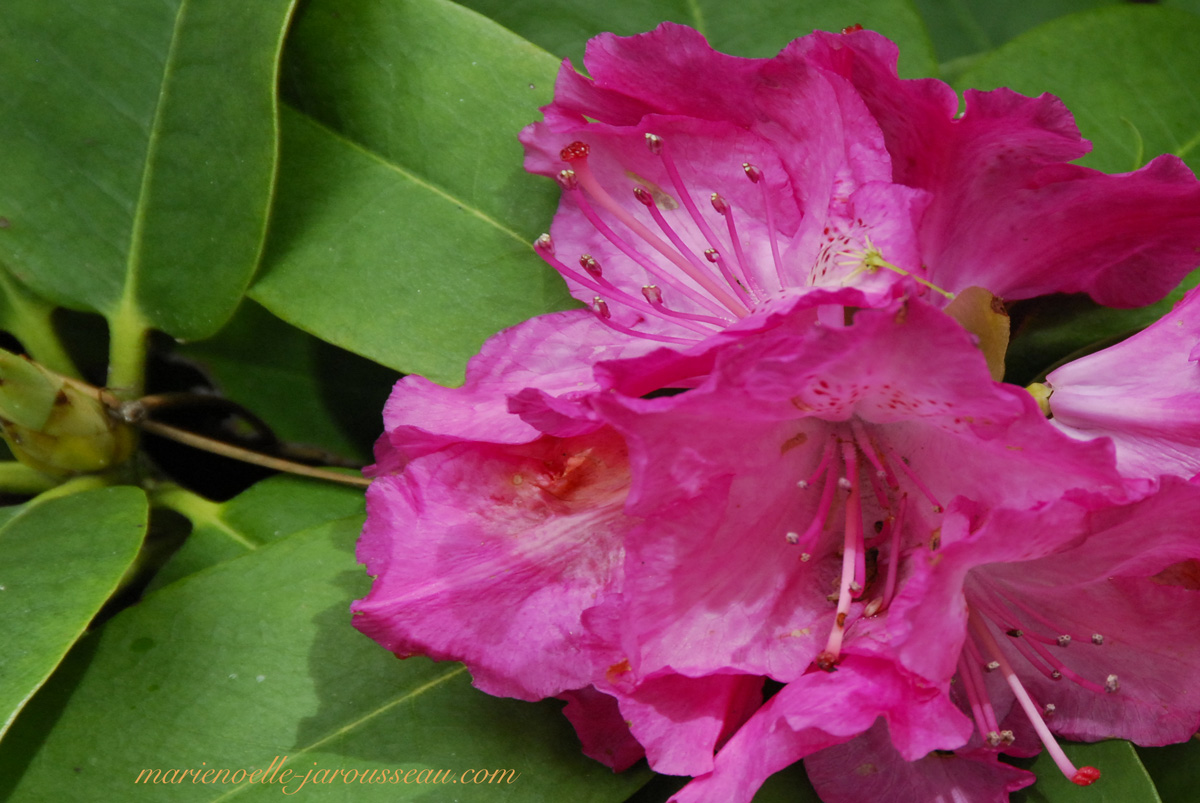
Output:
left=968, top=608, right=1101, bottom=786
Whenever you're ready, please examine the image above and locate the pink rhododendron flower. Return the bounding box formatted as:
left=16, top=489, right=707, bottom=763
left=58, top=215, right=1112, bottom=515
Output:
left=355, top=21, right=1200, bottom=803
left=584, top=298, right=1148, bottom=802
left=1036, top=286, right=1200, bottom=481
left=804, top=476, right=1200, bottom=803
left=522, top=23, right=1200, bottom=347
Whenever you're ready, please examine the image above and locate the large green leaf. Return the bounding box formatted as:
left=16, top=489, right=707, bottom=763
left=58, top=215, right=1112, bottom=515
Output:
left=459, top=0, right=936, bottom=76
left=910, top=0, right=1119, bottom=63
left=1013, top=740, right=1160, bottom=803
left=251, top=0, right=574, bottom=385
left=149, top=475, right=364, bottom=590
left=0, top=0, right=296, bottom=340
left=0, top=486, right=148, bottom=740
left=956, top=6, right=1200, bottom=175
left=175, top=300, right=398, bottom=463
left=2, top=516, right=650, bottom=802
left=1137, top=737, right=1200, bottom=803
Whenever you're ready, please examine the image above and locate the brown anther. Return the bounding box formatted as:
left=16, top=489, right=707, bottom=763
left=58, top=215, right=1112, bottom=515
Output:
left=1050, top=670, right=1063, bottom=681
left=704, top=248, right=720, bottom=263
left=743, top=163, right=763, bottom=183
left=534, top=233, right=554, bottom=253
left=984, top=661, right=1000, bottom=673
left=1105, top=674, right=1120, bottom=693
left=580, top=254, right=602, bottom=278
left=1056, top=635, right=1071, bottom=647
left=633, top=186, right=654, bottom=206
left=1092, top=634, right=1105, bottom=646
left=1006, top=629, right=1023, bottom=638
left=642, top=285, right=664, bottom=305
left=644, top=133, right=664, bottom=154
left=592, top=297, right=611, bottom=319
left=815, top=651, right=839, bottom=672
left=710, top=193, right=729, bottom=215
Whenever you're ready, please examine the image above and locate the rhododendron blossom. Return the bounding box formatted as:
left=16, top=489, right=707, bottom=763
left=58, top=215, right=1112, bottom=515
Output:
left=354, top=21, right=1200, bottom=803
left=522, top=23, right=1200, bottom=347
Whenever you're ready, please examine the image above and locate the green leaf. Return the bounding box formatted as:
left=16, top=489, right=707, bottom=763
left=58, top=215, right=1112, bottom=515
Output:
left=0, top=486, right=148, bottom=740
left=174, top=300, right=398, bottom=463
left=1136, top=737, right=1200, bottom=803
left=0, top=0, right=296, bottom=340
left=459, top=0, right=937, bottom=77
left=149, top=475, right=364, bottom=590
left=956, top=6, right=1200, bottom=175
left=1005, top=268, right=1200, bottom=385
left=910, top=0, right=1120, bottom=63
left=1012, top=740, right=1160, bottom=803
left=252, top=0, right=574, bottom=384
left=2, top=516, right=650, bottom=802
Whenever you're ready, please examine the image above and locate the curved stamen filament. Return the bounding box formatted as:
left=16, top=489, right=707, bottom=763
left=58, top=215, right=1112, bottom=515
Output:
left=566, top=177, right=732, bottom=318
left=565, top=154, right=749, bottom=316
left=885, top=444, right=943, bottom=513
left=711, top=193, right=766, bottom=299
left=634, top=186, right=753, bottom=310
left=879, top=494, right=906, bottom=611
left=590, top=298, right=696, bottom=344
left=652, top=136, right=739, bottom=277
left=818, top=442, right=862, bottom=670
left=642, top=285, right=730, bottom=329
left=968, top=608, right=1100, bottom=786
left=743, top=163, right=787, bottom=290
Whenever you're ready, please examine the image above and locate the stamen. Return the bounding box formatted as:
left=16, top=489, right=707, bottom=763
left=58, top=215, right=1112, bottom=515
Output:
left=589, top=297, right=696, bottom=345
left=968, top=608, right=1101, bottom=786
left=785, top=531, right=800, bottom=545
left=535, top=237, right=714, bottom=335
left=649, top=136, right=753, bottom=307
left=885, top=446, right=943, bottom=513
left=710, top=192, right=765, bottom=298
left=1092, top=634, right=1105, bottom=646
left=561, top=143, right=749, bottom=316
left=565, top=170, right=733, bottom=318
left=640, top=284, right=730, bottom=329
left=704, top=248, right=756, bottom=307
left=817, top=443, right=862, bottom=671
left=798, top=439, right=837, bottom=489
left=879, top=495, right=906, bottom=611
left=743, top=163, right=787, bottom=289
left=633, top=185, right=750, bottom=313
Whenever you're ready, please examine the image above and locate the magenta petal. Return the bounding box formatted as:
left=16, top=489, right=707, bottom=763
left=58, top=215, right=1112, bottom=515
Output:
left=353, top=429, right=631, bottom=700
left=558, top=686, right=646, bottom=772
left=1047, top=287, right=1200, bottom=481
left=669, top=656, right=966, bottom=803
left=806, top=721, right=1034, bottom=803
left=371, top=310, right=646, bottom=470
left=801, top=28, right=1200, bottom=306
left=609, top=672, right=763, bottom=776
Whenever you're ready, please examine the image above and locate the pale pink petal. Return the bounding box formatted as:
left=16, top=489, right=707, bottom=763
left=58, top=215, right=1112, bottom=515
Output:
left=1047, top=287, right=1200, bottom=480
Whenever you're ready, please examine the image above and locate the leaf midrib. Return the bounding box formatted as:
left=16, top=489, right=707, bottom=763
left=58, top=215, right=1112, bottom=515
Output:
left=284, top=104, right=532, bottom=249
left=208, top=664, right=469, bottom=802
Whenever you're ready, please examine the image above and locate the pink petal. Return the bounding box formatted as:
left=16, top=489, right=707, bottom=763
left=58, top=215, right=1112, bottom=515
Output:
left=558, top=686, right=645, bottom=772
left=370, top=310, right=648, bottom=472
left=1047, top=287, right=1200, bottom=481
left=353, top=429, right=631, bottom=700
left=806, top=721, right=1034, bottom=803
left=669, top=656, right=967, bottom=803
